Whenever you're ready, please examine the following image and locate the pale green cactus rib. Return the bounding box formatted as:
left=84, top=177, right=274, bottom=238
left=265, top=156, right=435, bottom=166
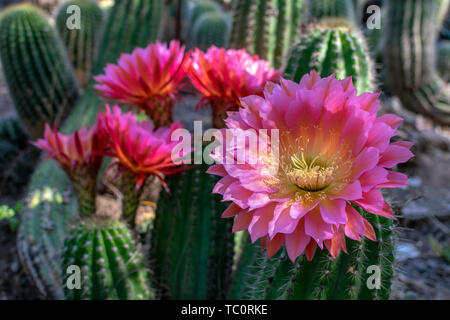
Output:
left=193, top=11, right=230, bottom=51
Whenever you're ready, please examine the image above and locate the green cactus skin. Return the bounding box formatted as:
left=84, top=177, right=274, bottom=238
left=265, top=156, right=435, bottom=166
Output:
left=284, top=26, right=375, bottom=94
left=0, top=4, right=79, bottom=139
left=17, top=0, right=165, bottom=299
left=189, top=0, right=221, bottom=28
left=193, top=11, right=230, bottom=50
left=228, top=0, right=305, bottom=68
left=151, top=163, right=234, bottom=299
left=56, top=0, right=104, bottom=89
left=437, top=40, right=450, bottom=82
left=228, top=206, right=395, bottom=300
left=384, top=0, right=450, bottom=125
left=305, top=0, right=356, bottom=24
left=0, top=117, right=39, bottom=194
left=63, top=218, right=153, bottom=300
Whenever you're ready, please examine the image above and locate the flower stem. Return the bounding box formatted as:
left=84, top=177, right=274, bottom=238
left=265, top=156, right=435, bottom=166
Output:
left=69, top=169, right=98, bottom=217
left=121, top=171, right=143, bottom=229
left=146, top=97, right=174, bottom=128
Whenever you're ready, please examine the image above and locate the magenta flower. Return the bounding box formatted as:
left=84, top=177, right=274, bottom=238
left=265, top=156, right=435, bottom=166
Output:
left=207, top=71, right=414, bottom=262
left=94, top=40, right=190, bottom=127
left=188, top=46, right=280, bottom=128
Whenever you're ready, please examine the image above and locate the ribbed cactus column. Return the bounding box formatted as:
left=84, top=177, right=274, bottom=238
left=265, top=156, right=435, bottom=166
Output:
left=56, top=0, right=104, bottom=89
left=228, top=0, right=305, bottom=68
left=17, top=0, right=165, bottom=299
left=63, top=218, right=153, bottom=300
left=384, top=0, right=450, bottom=125
left=193, top=11, right=230, bottom=50
left=0, top=4, right=79, bottom=139
left=228, top=206, right=395, bottom=300
left=284, top=25, right=374, bottom=94
left=437, top=40, right=450, bottom=82
left=151, top=163, right=234, bottom=299
left=305, top=0, right=356, bottom=24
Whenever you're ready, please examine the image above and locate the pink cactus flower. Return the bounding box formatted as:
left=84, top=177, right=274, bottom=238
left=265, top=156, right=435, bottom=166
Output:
left=94, top=40, right=190, bottom=128
left=188, top=46, right=281, bottom=128
left=96, top=105, right=190, bottom=189
left=207, top=71, right=414, bottom=262
left=32, top=124, right=104, bottom=215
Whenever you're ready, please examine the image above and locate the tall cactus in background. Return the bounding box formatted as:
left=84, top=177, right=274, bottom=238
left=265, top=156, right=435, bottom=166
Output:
left=284, top=25, right=375, bottom=94
left=17, top=0, right=165, bottom=299
left=63, top=219, right=153, bottom=300
left=437, top=40, right=450, bottom=82
left=151, top=163, right=234, bottom=300
left=229, top=207, right=395, bottom=300
left=56, top=0, right=104, bottom=89
left=193, top=11, right=230, bottom=50
left=384, top=0, right=450, bottom=125
left=305, top=0, right=356, bottom=24
left=0, top=4, right=79, bottom=139
left=228, top=0, right=305, bottom=68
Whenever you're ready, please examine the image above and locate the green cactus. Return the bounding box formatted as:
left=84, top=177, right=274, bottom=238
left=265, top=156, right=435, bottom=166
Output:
left=384, top=0, right=450, bottom=125
left=151, top=163, right=234, bottom=299
left=0, top=117, right=40, bottom=194
left=56, top=0, right=104, bottom=89
left=63, top=218, right=153, bottom=300
left=437, top=40, right=450, bottom=82
left=0, top=4, right=79, bottom=139
left=228, top=206, right=395, bottom=300
left=189, top=0, right=221, bottom=27
left=305, top=0, right=356, bottom=24
left=193, top=11, right=230, bottom=50
left=284, top=25, right=375, bottom=94
left=228, top=0, right=305, bottom=68
left=18, top=0, right=165, bottom=299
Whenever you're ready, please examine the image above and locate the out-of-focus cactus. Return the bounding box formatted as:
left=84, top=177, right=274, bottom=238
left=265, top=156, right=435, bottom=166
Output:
left=229, top=206, right=395, bottom=300
left=56, top=0, right=104, bottom=88
left=228, top=0, right=305, bottom=68
left=305, top=0, right=356, bottom=24
left=189, top=0, right=221, bottom=28
left=193, top=11, right=230, bottom=50
left=384, top=0, right=450, bottom=125
left=284, top=25, right=375, bottom=94
left=0, top=4, right=79, bottom=139
left=0, top=117, right=39, bottom=194
left=17, top=0, right=165, bottom=299
left=63, top=218, right=153, bottom=300
left=438, top=40, right=450, bottom=82
left=151, top=163, right=234, bottom=299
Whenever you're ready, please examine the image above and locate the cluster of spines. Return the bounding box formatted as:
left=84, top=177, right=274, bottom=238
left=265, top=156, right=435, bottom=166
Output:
left=151, top=163, right=234, bottom=299
left=228, top=0, right=305, bottom=68
left=228, top=207, right=394, bottom=300
left=0, top=4, right=79, bottom=138
left=284, top=26, right=374, bottom=94
left=63, top=219, right=153, bottom=300
left=56, top=0, right=104, bottom=88
left=17, top=0, right=165, bottom=299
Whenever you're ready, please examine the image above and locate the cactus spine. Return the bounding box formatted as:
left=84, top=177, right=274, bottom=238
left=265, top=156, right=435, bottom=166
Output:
left=18, top=0, right=165, bottom=299
left=193, top=11, right=230, bottom=50
left=228, top=206, right=395, bottom=300
left=384, top=0, right=450, bottom=125
left=0, top=4, right=79, bottom=139
left=63, top=218, right=153, bottom=300
left=228, top=0, right=305, bottom=68
left=56, top=0, right=104, bottom=89
left=284, top=25, right=375, bottom=94
left=151, top=163, right=234, bottom=299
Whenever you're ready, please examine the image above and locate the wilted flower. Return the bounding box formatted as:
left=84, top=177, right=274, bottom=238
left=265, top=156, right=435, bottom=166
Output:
left=32, top=124, right=104, bottom=216
left=188, top=46, right=280, bottom=128
left=208, top=71, right=414, bottom=262
left=94, top=40, right=190, bottom=127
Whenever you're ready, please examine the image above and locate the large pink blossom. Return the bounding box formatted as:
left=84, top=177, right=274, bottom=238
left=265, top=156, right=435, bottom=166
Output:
left=207, top=71, right=414, bottom=262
